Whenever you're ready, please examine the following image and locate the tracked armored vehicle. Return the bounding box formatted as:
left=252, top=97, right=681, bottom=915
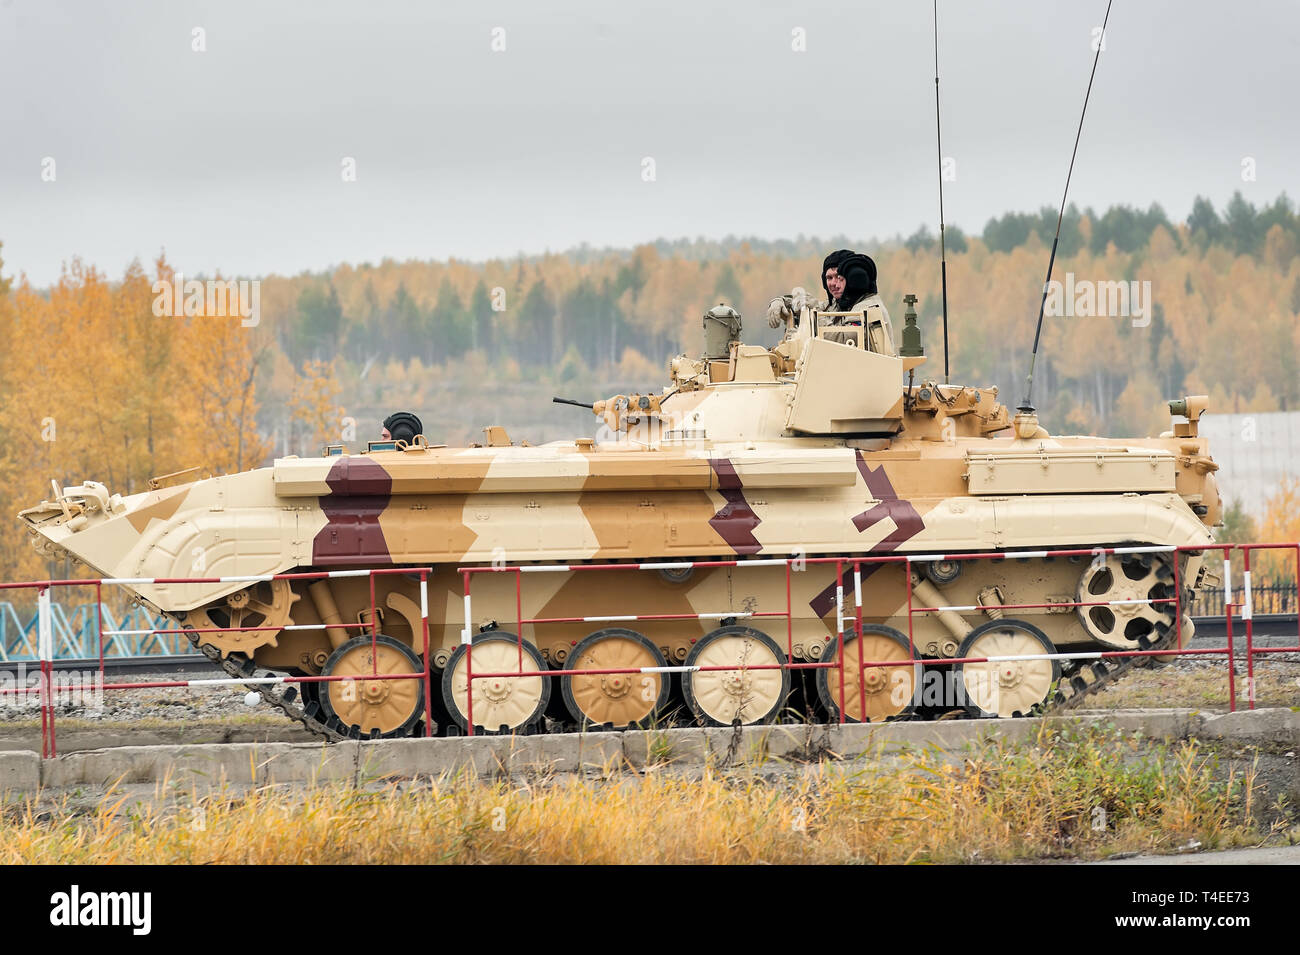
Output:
left=17, top=295, right=1222, bottom=740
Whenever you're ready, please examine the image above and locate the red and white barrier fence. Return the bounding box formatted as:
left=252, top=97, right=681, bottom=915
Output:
left=1, top=542, right=1296, bottom=753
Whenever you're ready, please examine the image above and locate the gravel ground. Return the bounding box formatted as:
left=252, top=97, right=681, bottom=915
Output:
left=0, top=666, right=298, bottom=726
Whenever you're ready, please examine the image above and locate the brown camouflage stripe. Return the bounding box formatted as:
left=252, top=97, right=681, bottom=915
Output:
left=707, top=458, right=762, bottom=554
left=124, top=485, right=191, bottom=534
left=313, top=458, right=393, bottom=565
left=808, top=454, right=927, bottom=619
left=852, top=453, right=925, bottom=545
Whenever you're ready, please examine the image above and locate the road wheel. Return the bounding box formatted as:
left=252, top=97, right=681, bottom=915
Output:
left=319, top=634, right=425, bottom=738
left=956, top=619, right=1058, bottom=718
left=682, top=626, right=788, bottom=726
left=816, top=624, right=922, bottom=723
left=442, top=633, right=550, bottom=734
left=563, top=628, right=671, bottom=729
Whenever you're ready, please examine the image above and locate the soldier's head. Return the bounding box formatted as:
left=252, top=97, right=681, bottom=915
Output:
left=821, top=249, right=854, bottom=305
left=382, top=411, right=424, bottom=444
left=837, top=253, right=878, bottom=304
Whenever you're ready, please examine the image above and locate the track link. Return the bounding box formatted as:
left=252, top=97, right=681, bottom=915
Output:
left=1044, top=556, right=1187, bottom=715
left=1045, top=627, right=1177, bottom=714
left=183, top=627, right=345, bottom=742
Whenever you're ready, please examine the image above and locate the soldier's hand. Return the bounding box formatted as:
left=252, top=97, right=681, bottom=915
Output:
left=766, top=297, right=792, bottom=329
left=791, top=286, right=810, bottom=313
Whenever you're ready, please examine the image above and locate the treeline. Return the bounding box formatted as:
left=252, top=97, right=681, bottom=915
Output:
left=971, top=191, right=1300, bottom=258
left=273, top=192, right=1300, bottom=383
left=284, top=266, right=668, bottom=375
left=254, top=191, right=1300, bottom=440
left=899, top=192, right=1300, bottom=259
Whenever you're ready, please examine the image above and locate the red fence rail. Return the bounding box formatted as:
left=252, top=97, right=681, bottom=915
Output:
left=1, top=542, right=1296, bottom=754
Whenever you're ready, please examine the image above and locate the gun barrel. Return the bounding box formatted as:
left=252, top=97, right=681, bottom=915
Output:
left=552, top=397, right=595, bottom=409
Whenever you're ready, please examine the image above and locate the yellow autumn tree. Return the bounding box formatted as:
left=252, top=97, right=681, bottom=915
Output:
left=290, top=359, right=343, bottom=453
left=1254, top=478, right=1300, bottom=581
left=0, top=253, right=272, bottom=584
left=153, top=257, right=271, bottom=474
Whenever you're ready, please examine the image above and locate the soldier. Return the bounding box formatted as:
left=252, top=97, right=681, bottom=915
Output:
left=824, top=252, right=896, bottom=355
left=766, top=249, right=855, bottom=339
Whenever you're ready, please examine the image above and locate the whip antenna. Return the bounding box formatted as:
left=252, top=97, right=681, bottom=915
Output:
left=1020, top=0, right=1113, bottom=413
left=934, top=0, right=950, bottom=384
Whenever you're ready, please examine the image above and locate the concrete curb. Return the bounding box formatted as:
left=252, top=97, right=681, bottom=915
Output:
left=1199, top=708, right=1300, bottom=742
left=3, top=707, right=1295, bottom=795
left=0, top=751, right=40, bottom=792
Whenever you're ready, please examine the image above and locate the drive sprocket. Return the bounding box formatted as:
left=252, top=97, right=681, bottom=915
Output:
left=181, top=578, right=300, bottom=658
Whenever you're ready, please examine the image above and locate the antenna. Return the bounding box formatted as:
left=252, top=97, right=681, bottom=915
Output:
left=933, top=0, right=950, bottom=384
left=1020, top=0, right=1113, bottom=413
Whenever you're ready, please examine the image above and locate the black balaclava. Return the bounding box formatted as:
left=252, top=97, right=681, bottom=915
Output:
left=382, top=411, right=424, bottom=444
left=834, top=253, right=878, bottom=309
left=820, top=249, right=855, bottom=308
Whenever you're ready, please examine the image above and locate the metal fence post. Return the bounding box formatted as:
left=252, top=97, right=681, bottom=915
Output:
left=38, top=586, right=56, bottom=758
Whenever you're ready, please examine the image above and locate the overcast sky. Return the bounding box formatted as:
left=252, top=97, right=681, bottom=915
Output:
left=2, top=0, right=1298, bottom=286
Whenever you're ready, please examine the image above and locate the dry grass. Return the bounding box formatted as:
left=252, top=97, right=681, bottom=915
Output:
left=0, top=725, right=1285, bottom=864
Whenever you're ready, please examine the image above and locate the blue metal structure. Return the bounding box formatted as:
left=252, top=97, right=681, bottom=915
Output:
left=0, top=602, right=181, bottom=661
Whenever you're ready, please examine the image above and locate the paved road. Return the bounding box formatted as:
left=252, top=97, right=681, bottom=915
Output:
left=1088, top=844, right=1300, bottom=865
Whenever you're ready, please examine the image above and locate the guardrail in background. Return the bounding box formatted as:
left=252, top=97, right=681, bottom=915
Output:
left=1191, top=580, right=1296, bottom=618
left=0, top=602, right=176, bottom=661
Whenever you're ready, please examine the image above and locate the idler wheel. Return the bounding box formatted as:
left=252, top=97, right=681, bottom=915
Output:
left=956, top=619, right=1059, bottom=718
left=563, top=628, right=671, bottom=729
left=1075, top=552, right=1176, bottom=651
left=816, top=624, right=922, bottom=723
left=442, top=633, right=550, bottom=734
left=319, top=634, right=426, bottom=738
left=682, top=626, right=789, bottom=726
